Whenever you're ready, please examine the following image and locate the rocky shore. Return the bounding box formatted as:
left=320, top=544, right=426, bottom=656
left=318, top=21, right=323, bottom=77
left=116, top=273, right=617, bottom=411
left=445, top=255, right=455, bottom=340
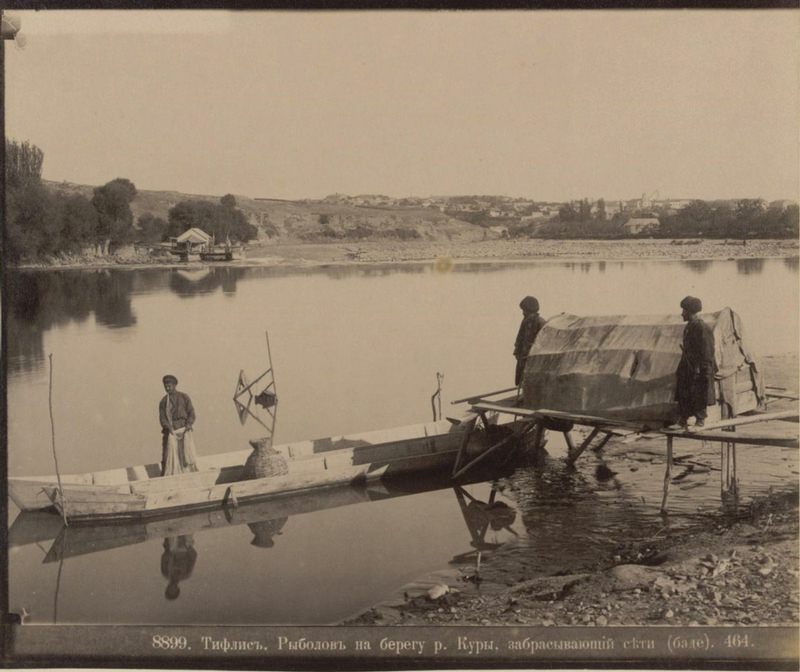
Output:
left=345, top=490, right=798, bottom=627
left=343, top=354, right=799, bottom=628
left=11, top=237, right=799, bottom=270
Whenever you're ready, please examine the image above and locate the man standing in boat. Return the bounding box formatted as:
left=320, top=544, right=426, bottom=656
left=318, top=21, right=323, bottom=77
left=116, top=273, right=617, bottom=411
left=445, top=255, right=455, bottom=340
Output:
left=159, top=374, right=199, bottom=475
left=672, top=296, right=717, bottom=429
left=514, top=296, right=547, bottom=387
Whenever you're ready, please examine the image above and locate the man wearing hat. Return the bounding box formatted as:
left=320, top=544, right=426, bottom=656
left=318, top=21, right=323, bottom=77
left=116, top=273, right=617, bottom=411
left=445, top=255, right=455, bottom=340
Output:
left=159, top=375, right=197, bottom=475
left=672, top=296, right=717, bottom=429
left=514, top=296, right=547, bottom=387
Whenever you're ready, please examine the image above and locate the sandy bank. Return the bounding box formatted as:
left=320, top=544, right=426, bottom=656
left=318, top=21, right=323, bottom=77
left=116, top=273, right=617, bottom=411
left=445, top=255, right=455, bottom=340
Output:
left=11, top=238, right=799, bottom=271
left=250, top=238, right=799, bottom=266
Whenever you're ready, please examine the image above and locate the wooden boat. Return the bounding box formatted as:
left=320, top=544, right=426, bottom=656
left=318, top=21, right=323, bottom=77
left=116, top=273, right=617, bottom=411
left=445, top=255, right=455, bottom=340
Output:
left=10, top=463, right=515, bottom=563
left=199, top=245, right=244, bottom=262
left=8, top=413, right=509, bottom=523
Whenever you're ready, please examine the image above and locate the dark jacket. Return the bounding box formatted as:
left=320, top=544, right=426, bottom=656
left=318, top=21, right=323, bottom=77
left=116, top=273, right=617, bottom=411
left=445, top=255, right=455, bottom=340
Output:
left=514, top=312, right=546, bottom=360
left=159, top=391, right=195, bottom=434
left=514, top=312, right=546, bottom=385
left=675, top=316, right=717, bottom=415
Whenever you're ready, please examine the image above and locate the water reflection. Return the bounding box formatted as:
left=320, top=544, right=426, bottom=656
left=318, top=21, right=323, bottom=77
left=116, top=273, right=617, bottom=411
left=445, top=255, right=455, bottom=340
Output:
left=161, top=535, right=197, bottom=601
left=7, top=257, right=798, bottom=377
left=6, top=271, right=137, bottom=374
left=736, top=258, right=765, bottom=275
left=681, top=259, right=713, bottom=274
left=168, top=268, right=241, bottom=297
left=451, top=485, right=518, bottom=578
left=485, top=448, right=663, bottom=580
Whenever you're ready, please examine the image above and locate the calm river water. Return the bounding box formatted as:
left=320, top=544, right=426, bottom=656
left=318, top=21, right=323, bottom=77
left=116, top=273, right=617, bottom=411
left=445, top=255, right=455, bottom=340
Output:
left=7, top=256, right=799, bottom=624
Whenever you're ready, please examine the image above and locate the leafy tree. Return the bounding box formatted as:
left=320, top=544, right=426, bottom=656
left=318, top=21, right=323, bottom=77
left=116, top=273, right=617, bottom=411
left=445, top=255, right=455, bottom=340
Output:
left=595, top=198, right=607, bottom=222
left=558, top=202, right=579, bottom=222
left=578, top=198, right=592, bottom=222
left=5, top=139, right=44, bottom=188
left=137, top=212, right=169, bottom=243
left=5, top=182, right=62, bottom=260
left=91, top=178, right=137, bottom=253
left=220, top=194, right=237, bottom=209
left=59, top=194, right=98, bottom=251
left=167, top=199, right=257, bottom=244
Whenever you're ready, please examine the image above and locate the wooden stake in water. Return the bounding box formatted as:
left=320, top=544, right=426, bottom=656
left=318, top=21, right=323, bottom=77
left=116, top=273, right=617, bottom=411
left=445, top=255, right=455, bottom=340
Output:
left=48, top=354, right=68, bottom=526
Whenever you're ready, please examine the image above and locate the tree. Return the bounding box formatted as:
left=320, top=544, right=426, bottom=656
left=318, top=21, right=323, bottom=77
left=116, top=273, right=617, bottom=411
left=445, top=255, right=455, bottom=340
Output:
left=5, top=139, right=44, bottom=188
left=91, top=178, right=137, bottom=253
left=578, top=198, right=592, bottom=222
left=137, top=212, right=169, bottom=243
left=5, top=182, right=62, bottom=261
left=59, top=194, right=98, bottom=252
left=167, top=198, right=258, bottom=244
left=595, top=198, right=607, bottom=222
left=558, top=202, right=579, bottom=222
left=220, top=194, right=237, bottom=209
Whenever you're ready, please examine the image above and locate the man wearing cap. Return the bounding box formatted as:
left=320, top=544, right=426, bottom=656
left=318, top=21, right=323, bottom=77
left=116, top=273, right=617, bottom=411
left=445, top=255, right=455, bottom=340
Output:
left=159, top=375, right=197, bottom=475
left=672, top=296, right=717, bottom=429
left=514, top=296, right=547, bottom=387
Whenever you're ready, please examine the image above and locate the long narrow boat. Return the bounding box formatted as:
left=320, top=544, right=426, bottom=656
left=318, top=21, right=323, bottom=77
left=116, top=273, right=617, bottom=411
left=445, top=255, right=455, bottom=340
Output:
left=10, top=461, right=513, bottom=564
left=8, top=413, right=507, bottom=523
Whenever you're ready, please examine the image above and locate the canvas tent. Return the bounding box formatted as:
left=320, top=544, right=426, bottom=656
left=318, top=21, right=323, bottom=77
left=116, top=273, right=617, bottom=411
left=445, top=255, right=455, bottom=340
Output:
left=174, top=227, right=212, bottom=251
left=521, top=308, right=764, bottom=425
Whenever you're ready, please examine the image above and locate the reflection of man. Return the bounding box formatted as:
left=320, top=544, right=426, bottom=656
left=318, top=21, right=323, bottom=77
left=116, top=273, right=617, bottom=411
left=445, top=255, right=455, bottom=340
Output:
left=514, top=296, right=546, bottom=386
left=160, top=535, right=197, bottom=600
left=671, top=296, right=717, bottom=429
left=159, top=375, right=198, bottom=476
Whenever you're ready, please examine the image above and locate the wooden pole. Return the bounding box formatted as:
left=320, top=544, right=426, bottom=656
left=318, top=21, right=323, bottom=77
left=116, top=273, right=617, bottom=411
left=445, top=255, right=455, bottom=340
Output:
left=660, top=435, right=673, bottom=513
left=48, top=354, right=68, bottom=526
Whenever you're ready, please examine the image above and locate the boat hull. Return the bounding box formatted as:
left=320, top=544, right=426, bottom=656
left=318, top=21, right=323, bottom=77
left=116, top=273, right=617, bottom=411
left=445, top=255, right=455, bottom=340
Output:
left=10, top=414, right=506, bottom=522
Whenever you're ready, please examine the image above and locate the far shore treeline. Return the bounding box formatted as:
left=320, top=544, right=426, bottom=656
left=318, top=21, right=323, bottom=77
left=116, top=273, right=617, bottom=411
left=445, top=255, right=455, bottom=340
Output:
left=4, top=139, right=798, bottom=263
left=4, top=139, right=257, bottom=262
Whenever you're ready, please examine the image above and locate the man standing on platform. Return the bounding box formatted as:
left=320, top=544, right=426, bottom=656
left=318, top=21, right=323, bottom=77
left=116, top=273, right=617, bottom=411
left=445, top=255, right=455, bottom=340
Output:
left=514, top=296, right=547, bottom=387
left=671, top=296, right=717, bottom=429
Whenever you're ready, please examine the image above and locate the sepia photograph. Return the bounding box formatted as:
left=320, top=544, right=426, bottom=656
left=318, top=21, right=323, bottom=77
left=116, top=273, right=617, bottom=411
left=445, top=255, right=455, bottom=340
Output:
left=2, top=6, right=798, bottom=669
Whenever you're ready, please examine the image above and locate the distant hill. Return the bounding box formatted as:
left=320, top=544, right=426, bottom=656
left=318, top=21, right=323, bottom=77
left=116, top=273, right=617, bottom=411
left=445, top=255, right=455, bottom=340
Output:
left=43, top=181, right=490, bottom=244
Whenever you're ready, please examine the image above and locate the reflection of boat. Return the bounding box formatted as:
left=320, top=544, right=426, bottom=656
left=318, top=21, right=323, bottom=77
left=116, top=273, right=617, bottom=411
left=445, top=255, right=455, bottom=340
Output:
left=199, top=245, right=244, bottom=262
left=10, top=462, right=519, bottom=563
left=9, top=414, right=515, bottom=522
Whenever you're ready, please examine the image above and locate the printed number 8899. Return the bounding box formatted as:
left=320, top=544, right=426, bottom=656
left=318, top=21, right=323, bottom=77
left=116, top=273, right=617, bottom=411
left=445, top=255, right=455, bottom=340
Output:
left=152, top=635, right=189, bottom=650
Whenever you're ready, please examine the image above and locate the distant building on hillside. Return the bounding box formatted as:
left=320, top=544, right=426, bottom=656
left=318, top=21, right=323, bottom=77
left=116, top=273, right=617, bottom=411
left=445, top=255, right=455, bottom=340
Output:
left=770, top=199, right=797, bottom=210
left=624, top=217, right=660, bottom=235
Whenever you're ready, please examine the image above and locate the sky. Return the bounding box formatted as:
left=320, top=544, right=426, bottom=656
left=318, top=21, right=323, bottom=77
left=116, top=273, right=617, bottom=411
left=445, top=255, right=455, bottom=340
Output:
left=4, top=10, right=799, bottom=202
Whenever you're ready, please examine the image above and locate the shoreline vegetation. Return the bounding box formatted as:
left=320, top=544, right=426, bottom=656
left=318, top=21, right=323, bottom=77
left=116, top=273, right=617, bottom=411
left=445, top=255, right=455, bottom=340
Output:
left=10, top=237, right=800, bottom=271
left=5, top=140, right=798, bottom=269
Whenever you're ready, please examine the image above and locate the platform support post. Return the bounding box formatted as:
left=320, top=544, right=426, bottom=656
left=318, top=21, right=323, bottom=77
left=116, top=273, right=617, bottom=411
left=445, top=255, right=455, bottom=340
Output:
left=660, top=435, right=673, bottom=513
left=566, top=427, right=600, bottom=465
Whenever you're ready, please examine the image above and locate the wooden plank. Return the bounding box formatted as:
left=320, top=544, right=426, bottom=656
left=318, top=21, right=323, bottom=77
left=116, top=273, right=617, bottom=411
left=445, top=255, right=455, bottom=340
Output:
left=469, top=402, right=645, bottom=430
left=661, top=409, right=799, bottom=435
left=660, top=429, right=798, bottom=448
left=660, top=436, right=673, bottom=513
left=129, top=469, right=221, bottom=495
left=451, top=386, right=519, bottom=404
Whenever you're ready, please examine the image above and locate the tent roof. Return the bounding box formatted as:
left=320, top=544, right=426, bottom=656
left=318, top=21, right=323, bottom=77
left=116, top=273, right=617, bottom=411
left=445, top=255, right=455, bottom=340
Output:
left=176, top=227, right=211, bottom=243
left=522, top=308, right=763, bottom=422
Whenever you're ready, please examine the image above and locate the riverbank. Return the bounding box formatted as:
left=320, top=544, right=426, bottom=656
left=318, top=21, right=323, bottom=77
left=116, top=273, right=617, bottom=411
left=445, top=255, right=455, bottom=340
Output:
left=345, top=490, right=798, bottom=627
left=345, top=353, right=799, bottom=627
left=11, top=238, right=799, bottom=270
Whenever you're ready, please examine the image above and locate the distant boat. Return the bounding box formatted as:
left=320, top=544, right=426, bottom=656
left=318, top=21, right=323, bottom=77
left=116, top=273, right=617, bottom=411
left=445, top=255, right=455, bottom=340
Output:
left=199, top=245, right=245, bottom=262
